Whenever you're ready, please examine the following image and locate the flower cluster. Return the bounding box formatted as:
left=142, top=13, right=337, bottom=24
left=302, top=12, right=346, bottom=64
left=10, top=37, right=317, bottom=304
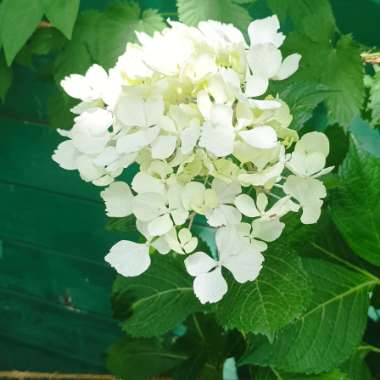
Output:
left=53, top=16, right=333, bottom=304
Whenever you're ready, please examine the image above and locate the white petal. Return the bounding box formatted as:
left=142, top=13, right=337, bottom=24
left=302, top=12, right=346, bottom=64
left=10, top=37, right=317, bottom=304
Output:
left=212, top=178, right=241, bottom=204
left=85, top=64, right=108, bottom=94
left=116, top=126, right=160, bottom=154
left=101, top=181, right=133, bottom=217
left=246, top=44, right=282, bottom=79
left=105, top=240, right=150, bottom=277
left=185, top=251, right=217, bottom=276
left=287, top=152, right=326, bottom=177
left=76, top=155, right=103, bottom=182
left=256, top=193, right=268, bottom=213
left=200, top=123, right=235, bottom=157
left=223, top=249, right=264, bottom=283
left=283, top=175, right=326, bottom=224
left=248, top=15, right=285, bottom=48
left=210, top=104, right=233, bottom=129
left=148, top=214, right=173, bottom=236
left=132, top=172, right=165, bottom=195
left=245, top=74, right=268, bottom=97
left=74, top=108, right=113, bottom=135
left=145, top=96, right=165, bottom=126
left=60, top=74, right=92, bottom=101
left=197, top=90, right=212, bottom=119
left=295, top=131, right=330, bottom=157
left=132, top=192, right=166, bottom=222
left=274, top=53, right=301, bottom=80
left=152, top=236, right=171, bottom=254
left=239, top=126, right=277, bottom=149
left=151, top=135, right=177, bottom=159
left=235, top=194, right=260, bottom=217
left=206, top=205, right=242, bottom=227
left=252, top=219, right=284, bottom=242
left=116, top=95, right=146, bottom=127
left=193, top=267, right=228, bottom=304
left=180, top=122, right=200, bottom=155
left=215, top=226, right=243, bottom=258
left=52, top=140, right=79, bottom=170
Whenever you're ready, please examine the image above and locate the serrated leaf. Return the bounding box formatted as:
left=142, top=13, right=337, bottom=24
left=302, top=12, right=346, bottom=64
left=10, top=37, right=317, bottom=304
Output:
left=177, top=0, right=251, bottom=32
left=106, top=336, right=185, bottom=380
left=43, top=0, right=80, bottom=39
left=54, top=10, right=101, bottom=82
left=96, top=3, right=165, bottom=69
left=368, top=69, right=380, bottom=126
left=0, top=50, right=12, bottom=102
left=330, top=138, right=380, bottom=267
left=267, top=0, right=336, bottom=42
left=0, top=0, right=44, bottom=65
left=284, top=33, right=364, bottom=127
left=241, top=258, right=376, bottom=373
left=322, top=35, right=364, bottom=126
left=216, top=244, right=312, bottom=340
left=112, top=254, right=203, bottom=337
left=254, top=367, right=350, bottom=380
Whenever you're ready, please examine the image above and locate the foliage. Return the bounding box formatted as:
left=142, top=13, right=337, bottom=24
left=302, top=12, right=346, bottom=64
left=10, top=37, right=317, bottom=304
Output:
left=3, top=0, right=380, bottom=379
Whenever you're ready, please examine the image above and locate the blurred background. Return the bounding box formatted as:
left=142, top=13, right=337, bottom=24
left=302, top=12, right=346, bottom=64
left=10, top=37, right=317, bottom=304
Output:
left=0, top=0, right=380, bottom=374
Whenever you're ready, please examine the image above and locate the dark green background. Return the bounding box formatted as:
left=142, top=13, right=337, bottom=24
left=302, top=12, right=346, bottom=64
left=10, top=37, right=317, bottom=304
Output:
left=0, top=0, right=378, bottom=373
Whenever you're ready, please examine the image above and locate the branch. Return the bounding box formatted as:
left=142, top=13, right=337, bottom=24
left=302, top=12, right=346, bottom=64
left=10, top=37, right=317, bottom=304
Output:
left=361, top=52, right=380, bottom=64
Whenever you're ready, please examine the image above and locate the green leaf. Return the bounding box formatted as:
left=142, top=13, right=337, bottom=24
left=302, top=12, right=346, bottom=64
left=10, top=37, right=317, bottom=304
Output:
left=0, top=0, right=44, bottom=65
left=0, top=50, right=12, bottom=102
left=112, top=254, right=203, bottom=337
left=342, top=346, right=374, bottom=380
left=106, top=336, right=185, bottom=380
left=177, top=0, right=251, bottom=32
left=367, top=68, right=380, bottom=126
left=241, top=258, right=376, bottom=373
left=43, top=0, right=80, bottom=39
left=47, top=91, right=76, bottom=130
left=216, top=244, right=312, bottom=340
left=54, top=10, right=101, bottom=82
left=272, top=83, right=331, bottom=130
left=330, top=139, right=380, bottom=267
left=284, top=33, right=364, bottom=126
left=267, top=0, right=336, bottom=42
left=96, top=3, right=165, bottom=69
left=254, top=367, right=350, bottom=380
left=322, top=35, right=364, bottom=126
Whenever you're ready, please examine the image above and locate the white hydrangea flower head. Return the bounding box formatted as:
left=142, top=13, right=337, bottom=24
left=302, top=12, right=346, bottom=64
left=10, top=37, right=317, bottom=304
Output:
left=52, top=15, right=332, bottom=303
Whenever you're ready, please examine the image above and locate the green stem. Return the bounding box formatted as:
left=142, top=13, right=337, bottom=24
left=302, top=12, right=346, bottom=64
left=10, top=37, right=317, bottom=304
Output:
left=192, top=314, right=206, bottom=341
left=358, top=344, right=380, bottom=354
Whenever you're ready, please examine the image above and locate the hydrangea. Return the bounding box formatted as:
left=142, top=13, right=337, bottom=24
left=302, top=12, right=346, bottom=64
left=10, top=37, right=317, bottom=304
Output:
left=52, top=15, right=333, bottom=304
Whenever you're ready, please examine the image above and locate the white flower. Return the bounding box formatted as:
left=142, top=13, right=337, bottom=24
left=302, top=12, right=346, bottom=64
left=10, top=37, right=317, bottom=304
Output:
left=105, top=240, right=151, bottom=277
left=115, top=95, right=164, bottom=154
left=284, top=175, right=326, bottom=224
left=132, top=181, right=188, bottom=236
left=61, top=64, right=120, bottom=107
left=52, top=17, right=332, bottom=303
left=286, top=131, right=333, bottom=178
left=199, top=104, right=235, bottom=157
left=165, top=228, right=198, bottom=254
left=248, top=15, right=285, bottom=48
left=206, top=179, right=242, bottom=227
left=100, top=181, right=133, bottom=217
left=185, top=226, right=264, bottom=304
